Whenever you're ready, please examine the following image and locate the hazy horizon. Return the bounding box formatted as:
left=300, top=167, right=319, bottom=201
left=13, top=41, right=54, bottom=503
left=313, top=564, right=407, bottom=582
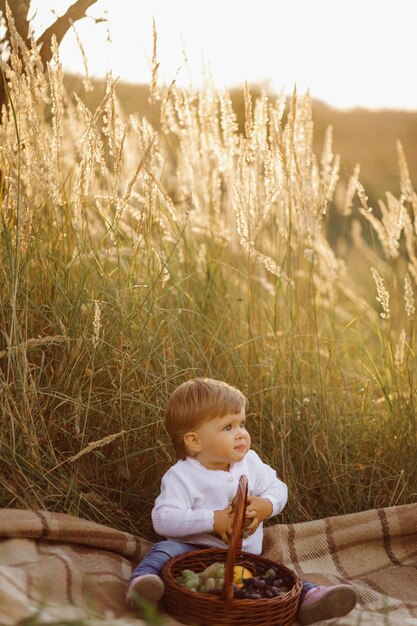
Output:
left=64, top=70, right=417, bottom=115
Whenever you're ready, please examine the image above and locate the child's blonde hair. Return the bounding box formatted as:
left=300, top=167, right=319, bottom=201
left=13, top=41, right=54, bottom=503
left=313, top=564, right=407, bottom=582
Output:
left=165, top=378, right=247, bottom=459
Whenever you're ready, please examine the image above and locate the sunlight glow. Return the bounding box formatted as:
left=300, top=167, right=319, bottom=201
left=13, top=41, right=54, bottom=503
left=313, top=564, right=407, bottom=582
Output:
left=29, top=0, right=417, bottom=110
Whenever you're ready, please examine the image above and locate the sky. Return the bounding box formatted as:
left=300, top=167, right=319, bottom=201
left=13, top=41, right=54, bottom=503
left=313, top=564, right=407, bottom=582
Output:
left=29, top=0, right=417, bottom=111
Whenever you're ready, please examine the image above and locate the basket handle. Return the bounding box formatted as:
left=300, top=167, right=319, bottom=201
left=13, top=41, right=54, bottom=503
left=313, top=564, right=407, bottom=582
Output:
left=222, top=474, right=248, bottom=601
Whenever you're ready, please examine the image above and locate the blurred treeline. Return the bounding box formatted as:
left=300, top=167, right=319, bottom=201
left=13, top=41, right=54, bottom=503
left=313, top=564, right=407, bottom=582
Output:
left=64, top=74, right=417, bottom=212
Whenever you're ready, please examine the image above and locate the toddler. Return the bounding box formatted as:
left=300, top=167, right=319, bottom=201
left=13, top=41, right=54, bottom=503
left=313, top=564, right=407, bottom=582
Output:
left=127, top=378, right=357, bottom=625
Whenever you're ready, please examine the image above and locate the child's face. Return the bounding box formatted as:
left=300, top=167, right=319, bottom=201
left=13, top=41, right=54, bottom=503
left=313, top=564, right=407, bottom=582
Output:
left=188, top=406, right=251, bottom=471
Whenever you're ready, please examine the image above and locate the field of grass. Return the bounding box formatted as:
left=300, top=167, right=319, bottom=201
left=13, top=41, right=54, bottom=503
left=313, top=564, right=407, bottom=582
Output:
left=1, top=32, right=416, bottom=543
left=64, top=74, right=417, bottom=210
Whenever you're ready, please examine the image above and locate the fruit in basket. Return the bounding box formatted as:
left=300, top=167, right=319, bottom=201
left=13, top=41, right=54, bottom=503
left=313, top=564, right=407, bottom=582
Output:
left=232, top=565, right=254, bottom=587
left=200, top=577, right=216, bottom=593
left=176, top=562, right=226, bottom=593
left=198, top=562, right=218, bottom=580
left=233, top=567, right=290, bottom=599
left=175, top=562, right=289, bottom=599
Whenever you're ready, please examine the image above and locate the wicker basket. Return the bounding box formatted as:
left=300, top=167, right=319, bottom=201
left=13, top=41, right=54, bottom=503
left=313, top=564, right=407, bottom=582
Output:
left=162, top=475, right=302, bottom=626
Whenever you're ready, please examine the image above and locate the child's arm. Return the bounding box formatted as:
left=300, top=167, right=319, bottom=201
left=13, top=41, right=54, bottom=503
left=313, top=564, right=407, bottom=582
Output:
left=244, top=450, right=288, bottom=534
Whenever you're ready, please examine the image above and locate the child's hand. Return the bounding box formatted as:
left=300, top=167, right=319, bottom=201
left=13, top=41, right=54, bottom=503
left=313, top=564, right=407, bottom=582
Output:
left=244, top=496, right=273, bottom=535
left=213, top=505, right=233, bottom=544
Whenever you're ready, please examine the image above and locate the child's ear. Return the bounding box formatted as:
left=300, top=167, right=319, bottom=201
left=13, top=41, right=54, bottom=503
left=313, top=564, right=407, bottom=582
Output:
left=183, top=432, right=202, bottom=455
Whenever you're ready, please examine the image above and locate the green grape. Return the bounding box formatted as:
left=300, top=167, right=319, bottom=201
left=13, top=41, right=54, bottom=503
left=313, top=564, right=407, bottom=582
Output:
left=184, top=577, right=200, bottom=590
left=264, top=568, right=277, bottom=578
left=204, top=577, right=216, bottom=592
left=214, top=563, right=225, bottom=578
left=215, top=576, right=225, bottom=590
left=181, top=569, right=196, bottom=578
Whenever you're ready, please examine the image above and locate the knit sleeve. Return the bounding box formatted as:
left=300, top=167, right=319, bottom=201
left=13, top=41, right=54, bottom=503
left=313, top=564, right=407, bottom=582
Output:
left=250, top=451, right=288, bottom=517
left=151, top=468, right=215, bottom=538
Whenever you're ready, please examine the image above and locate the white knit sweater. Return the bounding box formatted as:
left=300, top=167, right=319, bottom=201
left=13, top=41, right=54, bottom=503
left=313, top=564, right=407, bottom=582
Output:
left=151, top=450, right=288, bottom=555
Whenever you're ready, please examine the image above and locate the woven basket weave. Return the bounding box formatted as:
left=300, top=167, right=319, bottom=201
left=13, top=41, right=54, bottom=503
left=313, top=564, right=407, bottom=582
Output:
left=162, top=475, right=302, bottom=626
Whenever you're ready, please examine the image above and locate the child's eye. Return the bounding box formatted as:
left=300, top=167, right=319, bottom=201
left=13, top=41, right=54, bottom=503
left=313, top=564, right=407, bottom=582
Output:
left=224, top=425, right=232, bottom=431
left=240, top=422, right=246, bottom=428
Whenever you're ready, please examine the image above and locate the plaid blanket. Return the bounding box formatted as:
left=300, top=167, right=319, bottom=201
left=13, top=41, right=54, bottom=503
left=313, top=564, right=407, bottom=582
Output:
left=0, top=504, right=416, bottom=625
left=263, top=502, right=417, bottom=625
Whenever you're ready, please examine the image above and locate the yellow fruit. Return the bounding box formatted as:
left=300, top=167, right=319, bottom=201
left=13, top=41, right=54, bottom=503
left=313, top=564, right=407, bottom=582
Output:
left=233, top=565, right=253, bottom=587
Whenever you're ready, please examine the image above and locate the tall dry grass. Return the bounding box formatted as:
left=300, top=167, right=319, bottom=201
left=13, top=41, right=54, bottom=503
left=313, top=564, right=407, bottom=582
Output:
left=0, top=25, right=416, bottom=539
